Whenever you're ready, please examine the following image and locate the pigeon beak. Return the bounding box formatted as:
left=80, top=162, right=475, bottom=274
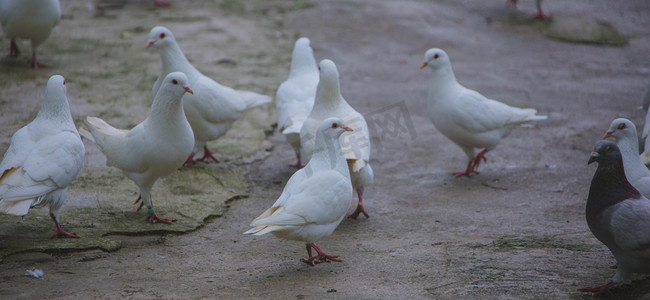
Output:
left=587, top=152, right=599, bottom=165
left=420, top=61, right=428, bottom=69
left=602, top=130, right=614, bottom=139
left=183, top=85, right=194, bottom=94
left=146, top=39, right=156, bottom=48
left=341, top=125, right=353, bottom=132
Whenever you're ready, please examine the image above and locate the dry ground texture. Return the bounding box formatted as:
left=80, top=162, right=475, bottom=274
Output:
left=1, top=0, right=650, bottom=299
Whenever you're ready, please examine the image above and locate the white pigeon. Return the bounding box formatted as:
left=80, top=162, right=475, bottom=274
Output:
left=420, top=48, right=547, bottom=177
left=147, top=26, right=272, bottom=166
left=640, top=78, right=650, bottom=166
left=602, top=118, right=650, bottom=198
left=0, top=0, right=61, bottom=68
left=79, top=72, right=194, bottom=224
left=0, top=75, right=85, bottom=238
left=275, top=37, right=319, bottom=168
left=300, top=59, right=374, bottom=219
left=245, top=117, right=353, bottom=266
left=581, top=140, right=650, bottom=296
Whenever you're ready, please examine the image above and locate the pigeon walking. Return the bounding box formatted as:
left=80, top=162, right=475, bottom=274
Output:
left=580, top=140, right=650, bottom=296
left=420, top=48, right=547, bottom=177
left=147, top=26, right=271, bottom=166
left=245, top=118, right=353, bottom=266
left=79, top=72, right=194, bottom=224
left=0, top=0, right=61, bottom=68
left=275, top=37, right=319, bottom=168
left=301, top=59, right=373, bottom=219
left=0, top=75, right=84, bottom=238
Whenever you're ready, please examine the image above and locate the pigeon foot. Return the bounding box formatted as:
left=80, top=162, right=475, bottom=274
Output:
left=50, top=214, right=80, bottom=238
left=579, top=281, right=615, bottom=296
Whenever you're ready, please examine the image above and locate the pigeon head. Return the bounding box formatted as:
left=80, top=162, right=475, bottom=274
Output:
left=46, top=74, right=66, bottom=96
left=315, top=59, right=342, bottom=101
left=159, top=72, right=193, bottom=97
left=147, top=26, right=176, bottom=49
left=420, top=48, right=450, bottom=70
left=588, top=140, right=623, bottom=166
left=603, top=118, right=636, bottom=142
left=295, top=37, right=312, bottom=49
left=318, top=117, right=353, bottom=139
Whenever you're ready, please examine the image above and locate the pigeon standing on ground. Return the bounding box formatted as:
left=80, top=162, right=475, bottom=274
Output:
left=420, top=48, right=547, bottom=177
left=602, top=118, right=650, bottom=198
left=147, top=26, right=272, bottom=166
left=0, top=0, right=61, bottom=68
left=275, top=37, right=319, bottom=168
left=507, top=0, right=550, bottom=21
left=300, top=59, right=373, bottom=219
left=245, top=118, right=353, bottom=266
left=79, top=72, right=194, bottom=224
left=580, top=140, right=650, bottom=296
left=0, top=75, right=84, bottom=238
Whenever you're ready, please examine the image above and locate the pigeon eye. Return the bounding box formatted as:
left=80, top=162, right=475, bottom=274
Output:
left=63, top=79, right=66, bottom=85
left=331, top=123, right=338, bottom=129
left=172, top=79, right=178, bottom=84
left=618, top=123, right=626, bottom=130
left=160, top=33, right=166, bottom=39
left=433, top=54, right=440, bottom=59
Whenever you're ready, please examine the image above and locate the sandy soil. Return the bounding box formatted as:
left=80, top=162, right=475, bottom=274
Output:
left=1, top=0, right=650, bottom=298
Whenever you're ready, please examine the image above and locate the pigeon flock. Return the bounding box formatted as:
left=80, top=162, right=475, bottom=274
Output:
left=0, top=1, right=647, bottom=297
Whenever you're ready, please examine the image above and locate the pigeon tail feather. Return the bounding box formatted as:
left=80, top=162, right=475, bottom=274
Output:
left=239, top=91, right=272, bottom=110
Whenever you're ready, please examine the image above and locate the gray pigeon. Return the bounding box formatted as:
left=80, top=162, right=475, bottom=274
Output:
left=581, top=140, right=650, bottom=296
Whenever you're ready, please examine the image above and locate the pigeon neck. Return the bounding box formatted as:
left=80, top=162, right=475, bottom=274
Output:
left=36, top=94, right=73, bottom=124
left=587, top=158, right=641, bottom=219
left=615, top=136, right=649, bottom=181
left=313, top=78, right=351, bottom=115
left=309, top=131, right=349, bottom=176
left=159, top=43, right=201, bottom=79
left=289, top=48, right=318, bottom=78
left=429, top=64, right=458, bottom=94
left=150, top=92, right=186, bottom=124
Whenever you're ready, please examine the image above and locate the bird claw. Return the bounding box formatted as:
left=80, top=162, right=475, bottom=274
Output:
left=146, top=212, right=173, bottom=224
left=133, top=195, right=144, bottom=211
left=348, top=204, right=370, bottom=219
left=50, top=230, right=80, bottom=239
left=452, top=170, right=479, bottom=177
left=301, top=255, right=342, bottom=266
left=579, top=282, right=615, bottom=296
left=288, top=161, right=305, bottom=168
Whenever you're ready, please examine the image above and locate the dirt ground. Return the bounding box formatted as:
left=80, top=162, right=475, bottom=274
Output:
left=1, top=0, right=650, bottom=299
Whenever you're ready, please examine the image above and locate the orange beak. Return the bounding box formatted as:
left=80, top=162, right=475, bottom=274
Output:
left=183, top=85, right=194, bottom=94
left=341, top=125, right=353, bottom=132
left=146, top=39, right=156, bottom=48
left=420, top=61, right=428, bottom=69
left=602, top=130, right=614, bottom=139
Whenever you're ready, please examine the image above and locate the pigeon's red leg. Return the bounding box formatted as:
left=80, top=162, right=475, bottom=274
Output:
left=453, top=159, right=476, bottom=177
left=9, top=39, right=20, bottom=57
left=533, top=0, right=551, bottom=21
left=134, top=194, right=144, bottom=211
left=153, top=0, right=171, bottom=7
left=311, top=244, right=343, bottom=263
left=195, top=146, right=220, bottom=163
left=183, top=152, right=196, bottom=167
left=579, top=281, right=615, bottom=297
left=471, top=149, right=489, bottom=173
left=27, top=52, right=46, bottom=68
left=288, top=153, right=304, bottom=168
left=49, top=213, right=80, bottom=238
left=349, top=187, right=370, bottom=219
left=300, top=244, right=318, bottom=266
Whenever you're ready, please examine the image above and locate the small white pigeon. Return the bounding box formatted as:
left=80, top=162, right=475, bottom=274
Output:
left=300, top=59, right=374, bottom=219
left=0, top=75, right=85, bottom=238
left=245, top=117, right=353, bottom=266
left=79, top=72, right=194, bottom=224
left=602, top=118, right=650, bottom=198
left=581, top=140, right=650, bottom=296
left=147, top=26, right=272, bottom=166
left=275, top=37, right=319, bottom=168
left=420, top=48, right=547, bottom=177
left=0, top=0, right=61, bottom=68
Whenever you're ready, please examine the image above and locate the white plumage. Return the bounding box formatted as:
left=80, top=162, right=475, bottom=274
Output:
left=79, top=72, right=194, bottom=224
left=245, top=117, right=353, bottom=265
left=602, top=118, right=650, bottom=198
left=147, top=26, right=271, bottom=166
left=421, top=48, right=547, bottom=177
left=300, top=59, right=373, bottom=219
left=0, top=75, right=84, bottom=238
left=0, top=0, right=61, bottom=68
left=275, top=37, right=319, bottom=167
